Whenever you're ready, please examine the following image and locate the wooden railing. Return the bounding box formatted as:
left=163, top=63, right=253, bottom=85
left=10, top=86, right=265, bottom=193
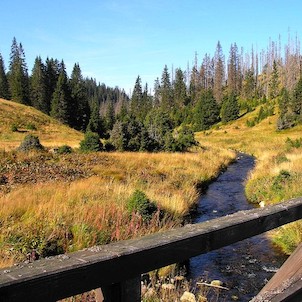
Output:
left=1, top=198, right=302, bottom=302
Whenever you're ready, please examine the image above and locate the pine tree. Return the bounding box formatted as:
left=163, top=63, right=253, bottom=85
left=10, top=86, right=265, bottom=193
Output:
left=213, top=41, right=225, bottom=103
left=130, top=75, right=143, bottom=119
left=174, top=68, right=187, bottom=107
left=269, top=60, right=280, bottom=99
left=0, top=53, right=10, bottom=99
left=8, top=38, right=29, bottom=104
left=86, top=97, right=103, bottom=135
left=160, top=65, right=173, bottom=110
left=105, top=100, right=115, bottom=131
left=30, top=56, right=48, bottom=113
left=50, top=61, right=71, bottom=125
left=45, top=57, right=60, bottom=111
left=227, top=43, right=241, bottom=95
left=70, top=63, right=89, bottom=130
left=221, top=92, right=240, bottom=123
left=194, top=90, right=220, bottom=130
left=291, top=77, right=302, bottom=115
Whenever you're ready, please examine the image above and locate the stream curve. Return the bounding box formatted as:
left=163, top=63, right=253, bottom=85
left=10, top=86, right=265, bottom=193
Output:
left=188, top=153, right=286, bottom=301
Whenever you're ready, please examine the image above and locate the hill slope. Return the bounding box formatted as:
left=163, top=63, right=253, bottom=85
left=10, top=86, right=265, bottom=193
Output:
left=196, top=106, right=302, bottom=254
left=0, top=98, right=84, bottom=150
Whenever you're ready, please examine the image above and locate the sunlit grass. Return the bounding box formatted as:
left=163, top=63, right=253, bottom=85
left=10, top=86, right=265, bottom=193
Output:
left=0, top=148, right=235, bottom=267
left=0, top=98, right=83, bottom=150
left=196, top=108, right=302, bottom=253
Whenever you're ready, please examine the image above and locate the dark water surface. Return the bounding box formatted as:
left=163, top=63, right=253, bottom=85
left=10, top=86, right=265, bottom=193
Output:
left=188, top=153, right=286, bottom=301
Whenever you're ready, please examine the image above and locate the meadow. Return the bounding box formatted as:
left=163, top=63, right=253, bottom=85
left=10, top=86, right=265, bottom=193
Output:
left=196, top=106, right=302, bottom=254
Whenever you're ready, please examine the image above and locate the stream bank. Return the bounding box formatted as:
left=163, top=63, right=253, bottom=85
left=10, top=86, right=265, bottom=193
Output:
left=188, top=153, right=286, bottom=301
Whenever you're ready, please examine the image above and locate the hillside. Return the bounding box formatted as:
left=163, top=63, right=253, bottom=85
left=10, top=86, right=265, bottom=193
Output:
left=0, top=98, right=84, bottom=150
left=196, top=106, right=302, bottom=254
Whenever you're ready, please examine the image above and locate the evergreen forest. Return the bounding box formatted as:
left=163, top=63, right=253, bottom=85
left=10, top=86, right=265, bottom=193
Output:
left=1, top=35, right=302, bottom=152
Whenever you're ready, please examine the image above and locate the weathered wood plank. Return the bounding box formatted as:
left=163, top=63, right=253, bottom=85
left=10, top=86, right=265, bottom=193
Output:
left=253, top=243, right=302, bottom=302
left=0, top=197, right=302, bottom=302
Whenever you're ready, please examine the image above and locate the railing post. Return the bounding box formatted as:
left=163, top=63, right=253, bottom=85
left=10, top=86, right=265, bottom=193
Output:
left=101, top=276, right=141, bottom=302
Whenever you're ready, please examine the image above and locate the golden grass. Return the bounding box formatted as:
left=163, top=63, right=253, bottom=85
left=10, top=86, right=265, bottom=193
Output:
left=0, top=98, right=83, bottom=150
left=195, top=108, right=302, bottom=253
left=0, top=148, right=235, bottom=267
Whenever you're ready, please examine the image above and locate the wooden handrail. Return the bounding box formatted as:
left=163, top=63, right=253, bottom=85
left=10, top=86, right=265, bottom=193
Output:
left=0, top=197, right=302, bottom=302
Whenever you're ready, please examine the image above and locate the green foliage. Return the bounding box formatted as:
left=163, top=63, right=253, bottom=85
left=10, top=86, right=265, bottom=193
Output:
left=18, top=134, right=44, bottom=152
left=10, top=123, right=18, bottom=132
left=285, top=137, right=302, bottom=150
left=26, top=123, right=37, bottom=130
left=194, top=90, right=220, bottom=131
left=246, top=104, right=274, bottom=127
left=221, top=92, right=239, bottom=123
left=79, top=132, right=102, bottom=152
left=277, top=112, right=296, bottom=130
left=271, top=170, right=292, bottom=195
left=126, top=190, right=157, bottom=221
left=57, top=145, right=73, bottom=154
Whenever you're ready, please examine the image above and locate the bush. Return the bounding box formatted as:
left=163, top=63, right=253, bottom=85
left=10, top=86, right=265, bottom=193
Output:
left=80, top=132, right=102, bottom=152
left=18, top=134, right=44, bottom=152
left=26, top=123, right=37, bottom=131
left=57, top=145, right=73, bottom=154
left=126, top=190, right=157, bottom=221
left=11, top=123, right=18, bottom=132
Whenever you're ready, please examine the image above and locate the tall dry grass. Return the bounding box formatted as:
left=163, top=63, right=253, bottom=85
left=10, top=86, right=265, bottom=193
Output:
left=0, top=147, right=235, bottom=267
left=196, top=112, right=302, bottom=254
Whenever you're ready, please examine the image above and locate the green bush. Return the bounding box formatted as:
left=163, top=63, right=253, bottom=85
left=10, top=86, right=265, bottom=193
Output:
left=11, top=123, right=18, bottom=132
left=57, top=145, right=73, bottom=154
left=18, top=134, right=44, bottom=152
left=26, top=123, right=37, bottom=131
left=126, top=190, right=157, bottom=221
left=80, top=132, right=102, bottom=152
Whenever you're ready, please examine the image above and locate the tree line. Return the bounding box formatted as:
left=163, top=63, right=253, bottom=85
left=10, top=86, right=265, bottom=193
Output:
left=1, top=34, right=302, bottom=152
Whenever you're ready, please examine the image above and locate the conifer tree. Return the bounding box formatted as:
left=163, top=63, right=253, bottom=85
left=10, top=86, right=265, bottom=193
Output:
left=105, top=100, right=115, bottom=131
left=160, top=65, right=173, bottom=110
left=0, top=53, right=10, bottom=99
left=174, top=68, right=187, bottom=107
left=213, top=41, right=225, bottom=103
left=30, top=56, right=48, bottom=113
left=269, top=60, right=280, bottom=99
left=194, top=90, right=220, bottom=130
left=221, top=92, right=240, bottom=123
left=70, top=63, right=89, bottom=130
left=130, top=75, right=143, bottom=119
left=8, top=37, right=29, bottom=104
left=45, top=57, right=60, bottom=110
left=86, top=97, right=103, bottom=135
left=50, top=61, right=71, bottom=125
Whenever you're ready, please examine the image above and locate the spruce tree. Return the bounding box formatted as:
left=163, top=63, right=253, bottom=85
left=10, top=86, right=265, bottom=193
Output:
left=160, top=65, right=173, bottom=110
left=50, top=61, right=71, bottom=125
left=130, top=75, right=143, bottom=119
left=30, top=56, right=48, bottom=113
left=45, top=57, right=60, bottom=111
left=0, top=53, right=10, bottom=99
left=221, top=92, right=240, bottom=123
left=86, top=97, right=103, bottom=135
left=194, top=90, right=220, bottom=130
left=213, top=41, right=225, bottom=103
left=8, top=38, right=30, bottom=104
left=70, top=63, right=89, bottom=130
left=174, top=68, right=187, bottom=107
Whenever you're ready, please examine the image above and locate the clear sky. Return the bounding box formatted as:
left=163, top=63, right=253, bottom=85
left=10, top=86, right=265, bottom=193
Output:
left=0, top=0, right=301, bottom=94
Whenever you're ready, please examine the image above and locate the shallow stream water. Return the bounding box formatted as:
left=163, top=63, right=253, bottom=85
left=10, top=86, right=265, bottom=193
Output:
left=188, top=153, right=286, bottom=301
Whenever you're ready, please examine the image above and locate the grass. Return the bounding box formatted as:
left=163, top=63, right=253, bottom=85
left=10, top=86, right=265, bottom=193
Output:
left=196, top=106, right=302, bottom=254
left=0, top=98, right=83, bottom=150
left=0, top=147, right=235, bottom=268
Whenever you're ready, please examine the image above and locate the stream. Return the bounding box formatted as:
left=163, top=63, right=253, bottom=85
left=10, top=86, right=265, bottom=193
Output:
left=188, top=153, right=286, bottom=301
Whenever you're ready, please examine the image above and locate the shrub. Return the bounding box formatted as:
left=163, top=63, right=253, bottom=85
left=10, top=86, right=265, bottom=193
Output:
left=79, top=132, right=102, bottom=152
left=57, top=145, right=73, bottom=154
left=26, top=123, right=37, bottom=131
left=11, top=123, right=18, bottom=132
left=18, top=134, right=44, bottom=152
left=126, top=190, right=157, bottom=221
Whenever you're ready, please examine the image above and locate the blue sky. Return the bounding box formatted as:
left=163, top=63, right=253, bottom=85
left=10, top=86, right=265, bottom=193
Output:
left=0, top=0, right=301, bottom=94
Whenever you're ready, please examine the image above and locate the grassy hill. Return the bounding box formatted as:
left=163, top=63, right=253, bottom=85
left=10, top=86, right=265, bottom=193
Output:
left=0, top=98, right=84, bottom=150
left=196, top=106, right=302, bottom=254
